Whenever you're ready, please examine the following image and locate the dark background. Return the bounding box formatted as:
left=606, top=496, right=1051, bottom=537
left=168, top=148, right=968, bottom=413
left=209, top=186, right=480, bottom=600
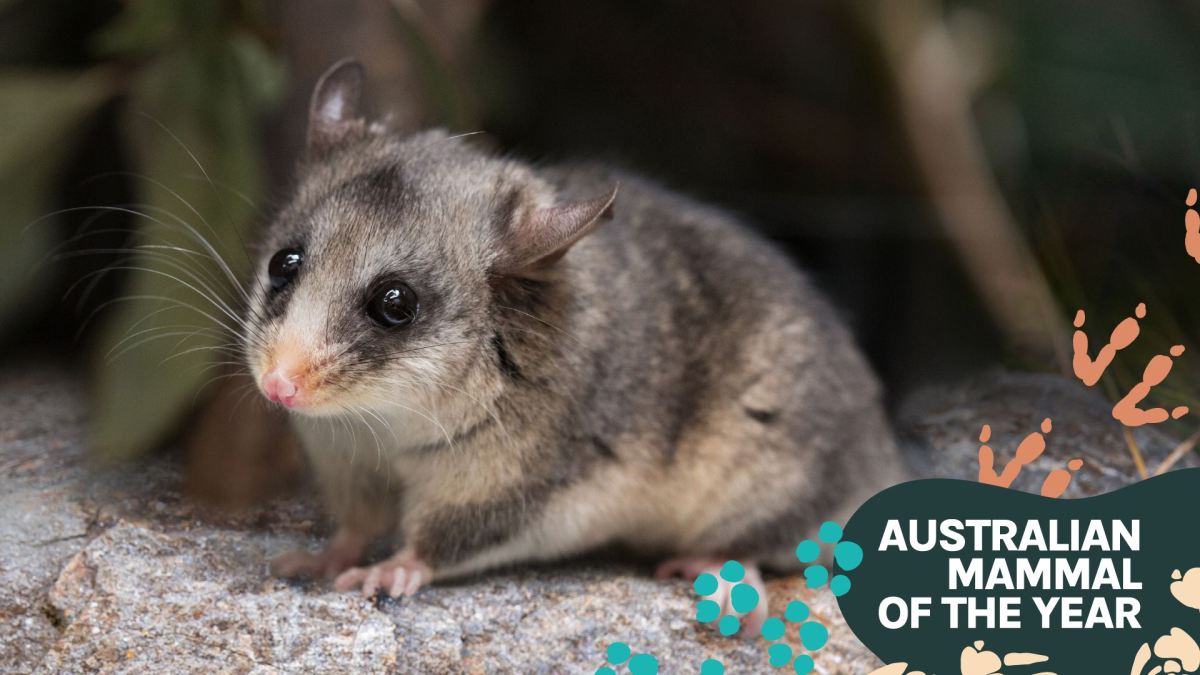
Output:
left=3, top=0, right=1199, bottom=501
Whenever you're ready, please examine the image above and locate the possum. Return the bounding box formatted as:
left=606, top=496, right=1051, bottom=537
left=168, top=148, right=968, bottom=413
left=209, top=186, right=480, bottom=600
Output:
left=246, top=59, right=906, bottom=627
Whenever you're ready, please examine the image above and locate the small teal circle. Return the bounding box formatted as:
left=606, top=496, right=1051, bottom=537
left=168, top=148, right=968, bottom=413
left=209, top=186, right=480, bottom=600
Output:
left=607, top=642, right=631, bottom=665
left=700, top=659, right=726, bottom=675
left=596, top=668, right=616, bottom=675
left=784, top=600, right=809, bottom=622
left=730, top=582, right=760, bottom=613
left=834, top=541, right=863, bottom=571
left=818, top=521, right=843, bottom=543
left=628, top=653, right=659, bottom=675
left=761, top=617, right=786, bottom=641
left=718, top=614, right=741, bottom=636
left=767, top=643, right=793, bottom=667
left=696, top=599, right=721, bottom=623
left=795, top=539, right=820, bottom=563
left=830, top=574, right=851, bottom=597
left=799, top=621, right=829, bottom=651
left=804, top=564, right=829, bottom=588
left=693, top=572, right=719, bottom=596
left=793, top=654, right=815, bottom=674
left=720, top=560, right=745, bottom=583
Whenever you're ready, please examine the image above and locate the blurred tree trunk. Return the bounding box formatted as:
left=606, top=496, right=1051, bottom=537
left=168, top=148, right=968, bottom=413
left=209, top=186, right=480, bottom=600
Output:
left=860, top=0, right=1070, bottom=371
left=267, top=0, right=487, bottom=174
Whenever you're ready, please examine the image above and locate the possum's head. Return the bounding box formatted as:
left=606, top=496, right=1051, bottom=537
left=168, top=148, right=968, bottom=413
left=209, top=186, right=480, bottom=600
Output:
left=244, top=60, right=614, bottom=418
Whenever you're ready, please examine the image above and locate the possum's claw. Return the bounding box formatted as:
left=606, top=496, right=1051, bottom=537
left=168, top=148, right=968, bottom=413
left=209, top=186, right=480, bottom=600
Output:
left=334, top=548, right=432, bottom=599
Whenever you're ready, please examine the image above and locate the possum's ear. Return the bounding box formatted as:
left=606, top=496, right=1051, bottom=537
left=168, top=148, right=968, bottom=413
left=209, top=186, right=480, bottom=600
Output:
left=307, top=59, right=365, bottom=157
left=495, top=185, right=619, bottom=277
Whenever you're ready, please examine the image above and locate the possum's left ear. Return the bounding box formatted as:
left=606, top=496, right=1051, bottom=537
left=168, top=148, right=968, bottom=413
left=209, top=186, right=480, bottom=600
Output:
left=494, top=185, right=618, bottom=277
left=307, top=58, right=365, bottom=158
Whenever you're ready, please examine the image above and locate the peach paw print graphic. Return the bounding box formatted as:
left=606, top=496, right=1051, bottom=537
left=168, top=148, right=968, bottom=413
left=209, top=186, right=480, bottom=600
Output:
left=1131, top=569, right=1200, bottom=674
left=869, top=640, right=1050, bottom=675
left=1131, top=628, right=1200, bottom=675
left=959, top=641, right=1049, bottom=675
left=1171, top=568, right=1200, bottom=611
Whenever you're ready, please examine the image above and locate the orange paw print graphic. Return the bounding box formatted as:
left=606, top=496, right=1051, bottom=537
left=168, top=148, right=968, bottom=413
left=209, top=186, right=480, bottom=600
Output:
left=1072, top=303, right=1189, bottom=427
left=1186, top=188, right=1200, bottom=264
left=976, top=420, right=1083, bottom=498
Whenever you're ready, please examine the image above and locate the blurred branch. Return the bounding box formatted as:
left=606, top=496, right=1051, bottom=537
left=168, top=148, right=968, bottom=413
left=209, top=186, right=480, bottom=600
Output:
left=863, top=0, right=1070, bottom=372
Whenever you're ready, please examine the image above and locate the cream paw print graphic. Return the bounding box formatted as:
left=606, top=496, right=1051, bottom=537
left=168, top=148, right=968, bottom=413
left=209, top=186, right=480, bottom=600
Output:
left=869, top=640, right=1051, bottom=675
left=1171, top=568, right=1200, bottom=611
left=1131, top=569, right=1200, bottom=675
left=1130, top=628, right=1200, bottom=675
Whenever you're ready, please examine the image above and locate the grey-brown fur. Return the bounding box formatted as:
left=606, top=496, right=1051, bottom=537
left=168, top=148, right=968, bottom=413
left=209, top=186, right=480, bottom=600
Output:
left=245, top=61, right=906, bottom=582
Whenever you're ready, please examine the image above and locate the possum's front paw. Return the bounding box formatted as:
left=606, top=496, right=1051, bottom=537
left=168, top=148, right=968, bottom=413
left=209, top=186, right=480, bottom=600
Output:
left=333, top=548, right=433, bottom=598
left=270, top=530, right=368, bottom=580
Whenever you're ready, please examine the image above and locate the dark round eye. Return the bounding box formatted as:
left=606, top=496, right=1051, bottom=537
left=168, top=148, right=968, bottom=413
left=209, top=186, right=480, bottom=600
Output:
left=367, top=283, right=419, bottom=328
left=268, top=248, right=303, bottom=290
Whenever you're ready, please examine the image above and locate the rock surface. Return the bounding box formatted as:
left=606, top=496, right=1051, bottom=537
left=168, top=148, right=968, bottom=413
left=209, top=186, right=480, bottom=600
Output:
left=1, top=365, right=1192, bottom=673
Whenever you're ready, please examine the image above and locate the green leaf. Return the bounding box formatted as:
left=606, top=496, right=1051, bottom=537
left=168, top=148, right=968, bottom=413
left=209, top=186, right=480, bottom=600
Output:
left=0, top=69, right=113, bottom=327
left=90, top=43, right=279, bottom=461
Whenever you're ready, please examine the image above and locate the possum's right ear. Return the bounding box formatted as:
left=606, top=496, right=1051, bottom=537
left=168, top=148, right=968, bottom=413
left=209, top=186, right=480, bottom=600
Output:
left=493, top=185, right=619, bottom=278
left=307, top=59, right=365, bottom=158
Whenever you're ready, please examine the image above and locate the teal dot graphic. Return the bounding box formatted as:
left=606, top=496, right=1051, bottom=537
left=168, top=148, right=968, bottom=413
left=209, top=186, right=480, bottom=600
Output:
left=794, top=539, right=820, bottom=563
left=693, top=572, right=719, bottom=596
left=697, top=599, right=721, bottom=623
left=730, top=582, right=759, bottom=614
left=804, top=564, right=829, bottom=588
left=799, top=621, right=829, bottom=651
left=784, top=600, right=809, bottom=623
left=761, top=617, right=786, bottom=641
left=595, top=668, right=616, bottom=675
left=830, top=574, right=851, bottom=597
left=628, top=653, right=659, bottom=675
left=607, top=642, right=631, bottom=665
left=718, top=615, right=741, bottom=636
left=720, top=560, right=745, bottom=583
left=818, top=521, right=843, bottom=543
left=834, top=540, right=863, bottom=571
left=793, top=654, right=815, bottom=674
left=628, top=653, right=657, bottom=672
left=767, top=643, right=793, bottom=667
left=700, top=659, right=725, bottom=675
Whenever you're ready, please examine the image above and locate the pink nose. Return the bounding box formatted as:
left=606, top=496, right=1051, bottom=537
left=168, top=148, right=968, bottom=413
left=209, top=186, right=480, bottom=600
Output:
left=262, top=370, right=299, bottom=407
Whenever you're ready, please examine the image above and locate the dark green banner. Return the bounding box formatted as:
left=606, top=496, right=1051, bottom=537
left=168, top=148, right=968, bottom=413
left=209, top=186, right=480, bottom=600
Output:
left=839, top=469, right=1200, bottom=674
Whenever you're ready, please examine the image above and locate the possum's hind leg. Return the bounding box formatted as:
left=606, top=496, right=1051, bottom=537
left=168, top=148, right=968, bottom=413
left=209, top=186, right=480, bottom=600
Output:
left=656, top=556, right=768, bottom=635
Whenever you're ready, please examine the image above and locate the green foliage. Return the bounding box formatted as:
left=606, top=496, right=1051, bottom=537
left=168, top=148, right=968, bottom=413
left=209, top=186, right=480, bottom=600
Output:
left=88, top=0, right=282, bottom=460
left=0, top=0, right=282, bottom=461
left=0, top=69, right=113, bottom=322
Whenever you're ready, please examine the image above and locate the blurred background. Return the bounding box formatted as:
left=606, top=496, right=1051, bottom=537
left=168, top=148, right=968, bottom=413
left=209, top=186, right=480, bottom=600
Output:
left=3, top=0, right=1199, bottom=505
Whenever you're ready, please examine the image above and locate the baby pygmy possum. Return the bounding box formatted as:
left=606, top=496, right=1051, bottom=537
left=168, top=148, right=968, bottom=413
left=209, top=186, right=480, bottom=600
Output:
left=247, top=59, right=905, bottom=626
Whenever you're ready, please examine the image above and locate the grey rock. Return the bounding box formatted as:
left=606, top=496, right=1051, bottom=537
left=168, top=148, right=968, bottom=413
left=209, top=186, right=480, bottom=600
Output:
left=899, top=370, right=1197, bottom=495
left=0, top=365, right=1190, bottom=673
